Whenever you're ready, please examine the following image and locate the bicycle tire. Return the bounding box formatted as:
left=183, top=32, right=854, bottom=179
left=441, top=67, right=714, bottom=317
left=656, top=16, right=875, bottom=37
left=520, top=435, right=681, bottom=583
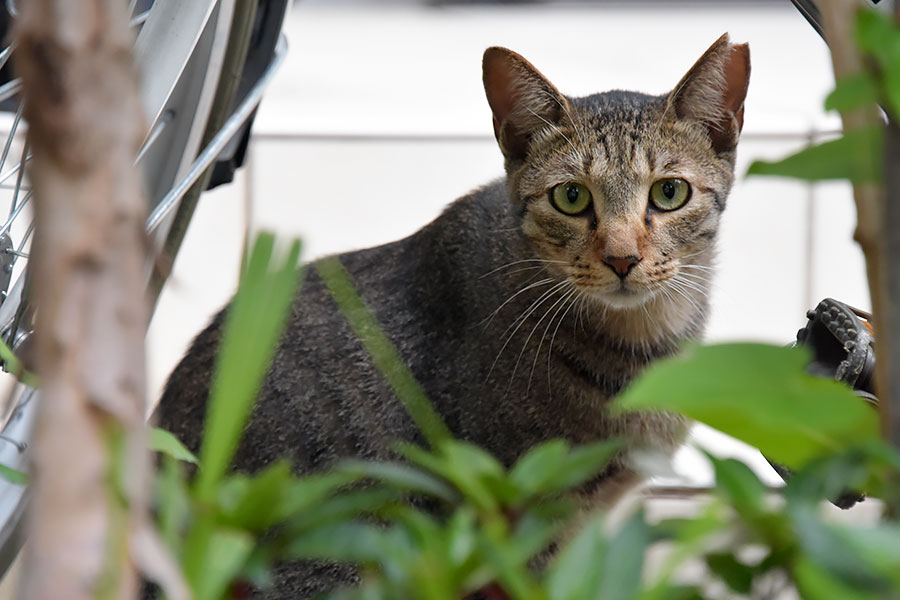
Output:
left=0, top=0, right=284, bottom=582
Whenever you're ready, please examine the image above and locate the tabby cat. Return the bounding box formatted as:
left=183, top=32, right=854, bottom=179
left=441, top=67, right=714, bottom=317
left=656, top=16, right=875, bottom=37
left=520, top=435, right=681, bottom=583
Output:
left=157, top=34, right=750, bottom=597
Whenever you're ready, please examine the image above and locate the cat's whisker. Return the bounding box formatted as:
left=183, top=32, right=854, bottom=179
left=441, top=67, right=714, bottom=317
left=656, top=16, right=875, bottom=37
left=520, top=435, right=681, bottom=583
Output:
left=670, top=274, right=709, bottom=296
left=479, top=258, right=567, bottom=279
left=501, top=279, right=570, bottom=337
left=487, top=279, right=571, bottom=382
left=528, top=287, right=578, bottom=393
left=481, top=277, right=555, bottom=328
left=665, top=280, right=704, bottom=315
left=678, top=263, right=716, bottom=272
left=547, top=290, right=581, bottom=396
left=676, top=272, right=714, bottom=289
left=676, top=269, right=715, bottom=283
left=514, top=284, right=575, bottom=394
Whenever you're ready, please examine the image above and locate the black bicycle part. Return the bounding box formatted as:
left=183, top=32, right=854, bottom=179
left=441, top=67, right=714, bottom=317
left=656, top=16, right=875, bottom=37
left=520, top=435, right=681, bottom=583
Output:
left=206, top=0, right=288, bottom=191
left=767, top=298, right=879, bottom=509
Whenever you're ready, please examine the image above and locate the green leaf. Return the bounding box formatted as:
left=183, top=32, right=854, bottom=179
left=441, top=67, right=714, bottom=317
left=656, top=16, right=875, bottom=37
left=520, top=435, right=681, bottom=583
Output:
left=315, top=256, right=451, bottom=448
left=285, top=521, right=412, bottom=582
left=156, top=455, right=189, bottom=552
left=614, top=344, right=880, bottom=470
left=395, top=442, right=500, bottom=512
left=790, top=504, right=892, bottom=592
left=286, top=487, right=400, bottom=535
left=478, top=517, right=543, bottom=600
left=0, top=463, right=27, bottom=485
left=445, top=507, right=478, bottom=567
left=709, top=455, right=767, bottom=518
left=705, top=553, right=754, bottom=595
left=510, top=440, right=570, bottom=497
left=596, top=510, right=650, bottom=600
left=542, top=439, right=622, bottom=495
left=746, top=127, right=883, bottom=183
left=783, top=450, right=869, bottom=507
left=546, top=512, right=606, bottom=600
left=196, top=234, right=301, bottom=500
left=825, top=73, right=879, bottom=112
left=191, top=528, right=254, bottom=600
left=0, top=336, right=38, bottom=388
left=149, top=427, right=198, bottom=464
left=793, top=556, right=883, bottom=600
left=217, top=460, right=293, bottom=530
left=337, top=459, right=458, bottom=504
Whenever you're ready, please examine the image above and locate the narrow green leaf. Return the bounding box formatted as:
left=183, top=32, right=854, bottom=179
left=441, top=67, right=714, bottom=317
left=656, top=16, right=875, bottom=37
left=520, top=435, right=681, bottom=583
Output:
left=395, top=442, right=498, bottom=512
left=441, top=441, right=518, bottom=506
left=705, top=553, right=754, bottom=595
left=709, top=455, right=767, bottom=518
left=0, top=463, right=27, bottom=485
left=614, top=344, right=879, bottom=469
left=596, top=510, right=650, bottom=600
left=746, top=127, right=883, bottom=183
left=149, top=427, right=198, bottom=464
left=510, top=440, right=570, bottom=497
left=446, top=508, right=478, bottom=567
left=478, top=517, right=543, bottom=600
left=825, top=73, right=878, bottom=113
left=337, top=459, right=458, bottom=503
left=285, top=521, right=412, bottom=579
left=191, top=528, right=254, bottom=600
left=790, top=504, right=891, bottom=592
left=854, top=9, right=900, bottom=118
left=196, top=234, right=301, bottom=499
left=217, top=460, right=292, bottom=531
left=793, top=556, right=883, bottom=600
left=546, top=512, right=606, bottom=600
left=0, top=336, right=38, bottom=388
left=315, top=256, right=451, bottom=448
left=542, top=439, right=623, bottom=495
left=286, top=488, right=400, bottom=535
left=156, top=455, right=189, bottom=553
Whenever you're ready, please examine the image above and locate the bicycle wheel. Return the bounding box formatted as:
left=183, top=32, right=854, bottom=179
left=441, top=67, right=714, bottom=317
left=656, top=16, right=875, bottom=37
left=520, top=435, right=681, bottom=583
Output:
left=0, top=0, right=286, bottom=580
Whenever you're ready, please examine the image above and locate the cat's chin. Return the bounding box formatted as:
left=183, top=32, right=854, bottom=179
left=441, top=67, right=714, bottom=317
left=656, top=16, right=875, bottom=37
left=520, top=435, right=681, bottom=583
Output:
left=592, top=288, right=654, bottom=311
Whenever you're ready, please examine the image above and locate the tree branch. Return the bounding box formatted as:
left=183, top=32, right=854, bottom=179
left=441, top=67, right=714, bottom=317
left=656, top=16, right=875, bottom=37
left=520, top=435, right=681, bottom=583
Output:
left=14, top=0, right=151, bottom=598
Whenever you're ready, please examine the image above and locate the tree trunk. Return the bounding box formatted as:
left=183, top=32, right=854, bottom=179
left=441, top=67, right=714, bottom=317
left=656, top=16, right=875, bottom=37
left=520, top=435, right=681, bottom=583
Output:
left=14, top=1, right=150, bottom=598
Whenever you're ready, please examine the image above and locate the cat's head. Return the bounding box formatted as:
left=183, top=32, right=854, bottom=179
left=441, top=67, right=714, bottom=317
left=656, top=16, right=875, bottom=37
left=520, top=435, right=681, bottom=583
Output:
left=483, top=36, right=750, bottom=315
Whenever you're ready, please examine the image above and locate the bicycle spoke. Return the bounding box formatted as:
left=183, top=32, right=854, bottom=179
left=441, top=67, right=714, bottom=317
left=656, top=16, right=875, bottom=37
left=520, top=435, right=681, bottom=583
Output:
left=135, top=109, right=174, bottom=164
left=0, top=42, right=16, bottom=74
left=0, top=103, right=24, bottom=178
left=9, top=139, right=27, bottom=220
left=0, top=191, right=30, bottom=239
left=130, top=9, right=150, bottom=28
left=0, top=79, right=20, bottom=106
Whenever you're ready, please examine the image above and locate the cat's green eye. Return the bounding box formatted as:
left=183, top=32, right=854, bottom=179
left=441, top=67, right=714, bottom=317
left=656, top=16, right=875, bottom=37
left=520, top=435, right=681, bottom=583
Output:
left=649, top=178, right=691, bottom=211
left=550, top=183, right=592, bottom=215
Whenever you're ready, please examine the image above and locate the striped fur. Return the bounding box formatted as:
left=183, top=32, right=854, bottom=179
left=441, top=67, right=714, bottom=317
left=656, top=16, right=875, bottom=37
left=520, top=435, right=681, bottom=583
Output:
left=155, top=36, right=749, bottom=599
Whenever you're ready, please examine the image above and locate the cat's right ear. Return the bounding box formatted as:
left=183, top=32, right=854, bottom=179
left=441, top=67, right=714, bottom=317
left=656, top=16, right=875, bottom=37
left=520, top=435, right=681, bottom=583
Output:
left=483, top=47, right=571, bottom=162
left=666, top=34, right=750, bottom=155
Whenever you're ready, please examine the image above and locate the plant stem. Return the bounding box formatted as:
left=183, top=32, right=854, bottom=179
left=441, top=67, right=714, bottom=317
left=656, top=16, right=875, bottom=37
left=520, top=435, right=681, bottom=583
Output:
left=819, top=0, right=895, bottom=446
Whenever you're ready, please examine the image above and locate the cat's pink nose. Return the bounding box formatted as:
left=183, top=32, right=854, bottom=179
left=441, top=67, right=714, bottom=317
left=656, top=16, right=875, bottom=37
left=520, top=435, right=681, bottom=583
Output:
left=603, top=255, right=641, bottom=279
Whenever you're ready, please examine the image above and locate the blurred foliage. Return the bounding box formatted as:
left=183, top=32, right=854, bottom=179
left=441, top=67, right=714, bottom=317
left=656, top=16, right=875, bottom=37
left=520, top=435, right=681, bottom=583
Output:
left=146, top=7, right=900, bottom=600
left=747, top=8, right=895, bottom=182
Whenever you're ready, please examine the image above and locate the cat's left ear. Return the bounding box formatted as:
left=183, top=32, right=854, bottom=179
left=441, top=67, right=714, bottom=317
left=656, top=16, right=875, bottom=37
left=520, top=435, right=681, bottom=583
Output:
left=483, top=47, right=573, bottom=162
left=666, top=34, right=750, bottom=154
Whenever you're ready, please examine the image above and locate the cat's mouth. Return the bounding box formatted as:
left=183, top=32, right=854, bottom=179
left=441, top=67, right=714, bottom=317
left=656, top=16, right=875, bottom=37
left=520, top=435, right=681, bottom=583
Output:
left=583, top=281, right=654, bottom=310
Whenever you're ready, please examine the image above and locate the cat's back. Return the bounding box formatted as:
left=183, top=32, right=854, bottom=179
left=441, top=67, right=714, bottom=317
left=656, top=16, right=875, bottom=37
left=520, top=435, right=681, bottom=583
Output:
left=155, top=179, right=512, bottom=473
